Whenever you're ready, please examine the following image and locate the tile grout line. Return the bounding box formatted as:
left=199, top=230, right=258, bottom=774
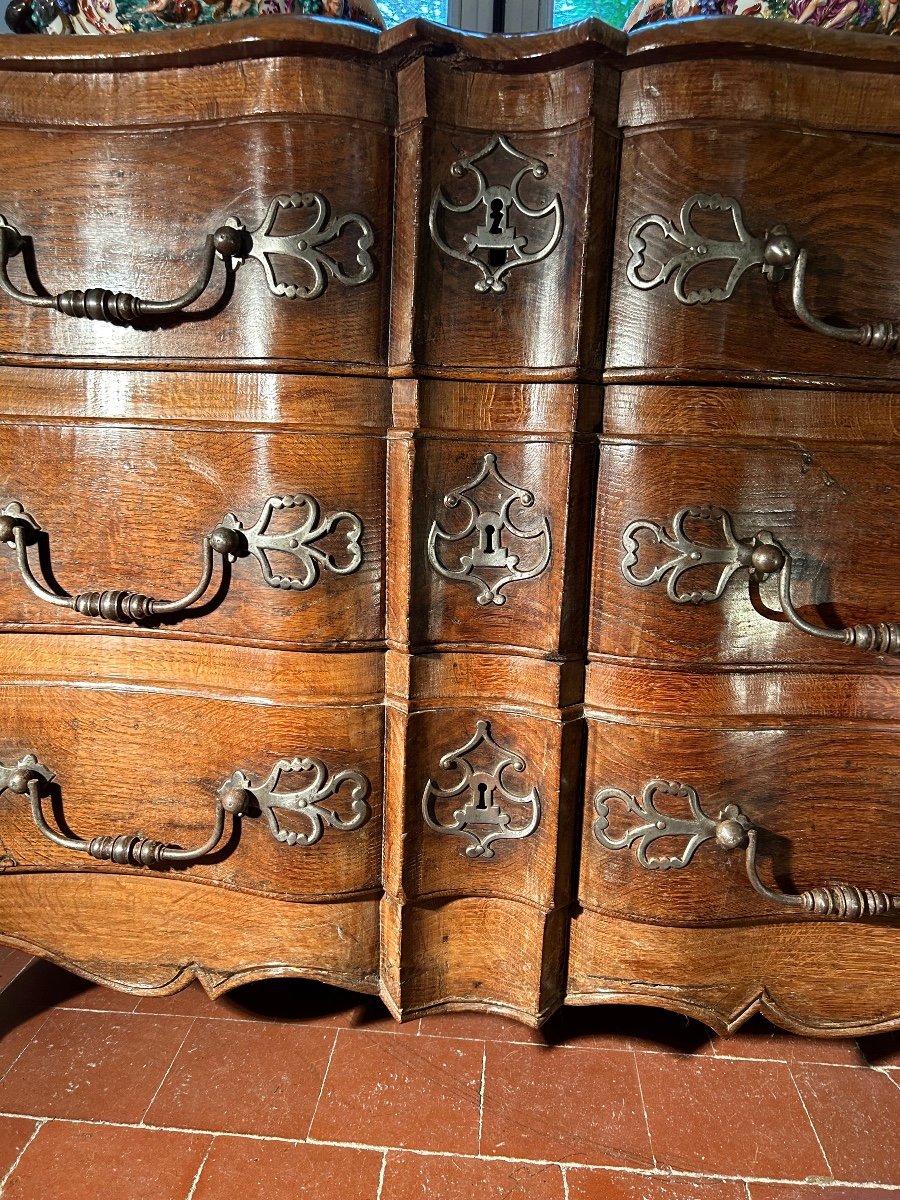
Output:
left=0, top=1018, right=50, bottom=1089
left=786, top=1062, right=833, bottom=1178
left=631, top=1048, right=657, bottom=1169
left=183, top=1135, right=216, bottom=1200
left=0, top=1117, right=46, bottom=1196
left=2, top=1113, right=897, bottom=1189
left=139, top=1017, right=198, bottom=1125
left=477, top=1044, right=487, bottom=1155
left=30, top=1004, right=899, bottom=1071
left=374, top=1150, right=387, bottom=1200
left=305, top=1028, right=340, bottom=1141
left=561, top=1164, right=570, bottom=1200
left=743, top=1182, right=753, bottom=1200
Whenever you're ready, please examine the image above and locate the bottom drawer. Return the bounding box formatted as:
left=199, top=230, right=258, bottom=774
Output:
left=570, top=712, right=900, bottom=1035
left=578, top=719, right=900, bottom=926
left=0, top=637, right=383, bottom=904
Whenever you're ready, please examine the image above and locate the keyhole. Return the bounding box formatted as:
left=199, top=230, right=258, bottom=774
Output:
left=489, top=198, right=505, bottom=235
left=475, top=783, right=489, bottom=809
left=483, top=524, right=496, bottom=553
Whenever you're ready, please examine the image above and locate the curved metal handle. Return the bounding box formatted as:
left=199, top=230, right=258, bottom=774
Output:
left=0, top=217, right=244, bottom=326
left=0, top=493, right=363, bottom=625
left=626, top=193, right=899, bottom=353
left=593, top=778, right=899, bottom=921
left=0, top=755, right=248, bottom=867
left=621, top=504, right=900, bottom=657
left=0, top=752, right=372, bottom=868
left=0, top=502, right=241, bottom=624
left=0, top=192, right=375, bottom=327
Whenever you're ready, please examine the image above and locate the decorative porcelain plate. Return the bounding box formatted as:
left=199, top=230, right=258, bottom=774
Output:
left=6, top=0, right=382, bottom=34
left=624, top=0, right=898, bottom=33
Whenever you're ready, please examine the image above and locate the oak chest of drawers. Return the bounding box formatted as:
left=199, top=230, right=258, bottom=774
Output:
left=0, top=14, right=896, bottom=1036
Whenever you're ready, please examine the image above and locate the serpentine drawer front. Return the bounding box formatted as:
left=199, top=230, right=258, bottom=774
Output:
left=608, top=125, right=900, bottom=386
left=0, top=404, right=383, bottom=646
left=0, top=18, right=897, bottom=1037
left=0, top=651, right=383, bottom=904
left=0, top=86, right=391, bottom=368
left=592, top=440, right=900, bottom=667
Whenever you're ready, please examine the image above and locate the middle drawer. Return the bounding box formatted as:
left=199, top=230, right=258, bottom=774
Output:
left=592, top=437, right=900, bottom=668
left=0, top=420, right=384, bottom=647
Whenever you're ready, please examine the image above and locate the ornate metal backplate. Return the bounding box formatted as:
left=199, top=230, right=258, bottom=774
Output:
left=223, top=192, right=375, bottom=300
left=426, top=453, right=551, bottom=606
left=422, top=720, right=541, bottom=860
left=220, top=757, right=371, bottom=847
left=221, top=493, right=363, bottom=591
left=626, top=192, right=789, bottom=305
left=429, top=135, right=564, bottom=295
left=621, top=504, right=782, bottom=605
left=593, top=779, right=749, bottom=870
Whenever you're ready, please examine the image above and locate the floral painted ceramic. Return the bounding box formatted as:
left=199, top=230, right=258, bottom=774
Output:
left=624, top=0, right=898, bottom=33
left=6, top=0, right=382, bottom=34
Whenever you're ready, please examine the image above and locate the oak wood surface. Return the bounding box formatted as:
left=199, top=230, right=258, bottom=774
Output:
left=0, top=653, right=383, bottom=902
left=568, top=910, right=900, bottom=1037
left=0, top=872, right=380, bottom=995
left=579, top=718, right=900, bottom=923
left=0, top=419, right=384, bottom=647
left=607, top=125, right=900, bottom=384
left=592, top=438, right=900, bottom=668
left=0, top=16, right=896, bottom=1036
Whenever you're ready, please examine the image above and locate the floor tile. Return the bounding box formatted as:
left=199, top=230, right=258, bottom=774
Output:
left=712, top=1016, right=866, bottom=1067
left=381, top=1151, right=565, bottom=1200
left=0, top=951, right=34, bottom=992
left=145, top=1018, right=335, bottom=1138
left=480, top=1044, right=653, bottom=1169
left=608, top=1008, right=716, bottom=1057
left=750, top=1186, right=898, bottom=1200
left=0, top=967, right=56, bottom=1080
left=568, top=1170, right=748, bottom=1200
left=136, top=978, right=415, bottom=1034
left=858, top=1030, right=900, bottom=1070
left=193, top=1136, right=383, bottom=1200
left=310, top=1028, right=483, bottom=1154
left=792, top=1062, right=900, bottom=1184
left=0, top=1115, right=40, bottom=1180
left=416, top=1011, right=553, bottom=1045
left=1, top=1121, right=210, bottom=1199
left=637, top=1052, right=829, bottom=1179
left=0, top=1009, right=194, bottom=1122
left=10, top=960, right=140, bottom=1014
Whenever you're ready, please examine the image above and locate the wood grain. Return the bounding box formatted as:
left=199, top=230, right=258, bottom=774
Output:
left=390, top=58, right=619, bottom=379
left=607, top=125, right=900, bottom=385
left=579, top=718, right=900, bottom=923
left=0, top=420, right=383, bottom=647
left=568, top=909, right=900, bottom=1037
left=0, top=674, right=383, bottom=903
left=0, top=15, right=896, bottom=1036
left=381, top=894, right=567, bottom=1024
left=0, top=119, right=391, bottom=370
left=592, top=439, right=900, bottom=668
left=0, top=872, right=380, bottom=996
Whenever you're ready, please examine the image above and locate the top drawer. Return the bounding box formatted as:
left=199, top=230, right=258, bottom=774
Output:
left=607, top=125, right=900, bottom=386
left=0, top=53, right=392, bottom=370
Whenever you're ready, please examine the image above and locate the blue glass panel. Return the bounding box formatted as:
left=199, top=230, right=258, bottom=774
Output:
left=379, top=0, right=447, bottom=22
left=553, top=0, right=630, bottom=26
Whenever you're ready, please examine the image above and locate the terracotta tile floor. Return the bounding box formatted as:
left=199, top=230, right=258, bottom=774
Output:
left=0, top=948, right=898, bottom=1199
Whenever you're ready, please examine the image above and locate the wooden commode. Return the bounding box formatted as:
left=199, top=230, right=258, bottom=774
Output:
left=0, top=14, right=896, bottom=1036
